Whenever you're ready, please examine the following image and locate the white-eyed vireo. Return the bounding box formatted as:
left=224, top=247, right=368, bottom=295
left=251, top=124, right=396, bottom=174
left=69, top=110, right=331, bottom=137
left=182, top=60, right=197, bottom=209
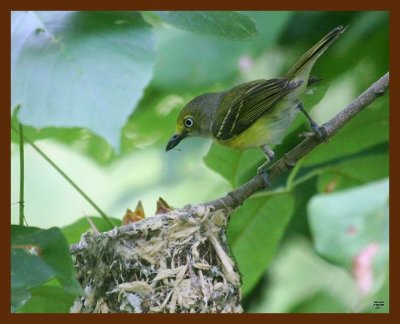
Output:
left=166, top=26, right=346, bottom=177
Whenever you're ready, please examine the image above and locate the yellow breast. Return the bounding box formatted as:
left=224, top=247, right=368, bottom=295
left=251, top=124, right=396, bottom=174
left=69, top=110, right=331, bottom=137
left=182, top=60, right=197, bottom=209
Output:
left=216, top=99, right=300, bottom=150
left=217, top=115, right=273, bottom=149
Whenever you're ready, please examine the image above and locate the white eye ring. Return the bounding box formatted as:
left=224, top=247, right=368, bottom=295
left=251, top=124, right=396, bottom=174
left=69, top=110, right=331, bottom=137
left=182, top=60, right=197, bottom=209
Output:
left=184, top=117, right=194, bottom=128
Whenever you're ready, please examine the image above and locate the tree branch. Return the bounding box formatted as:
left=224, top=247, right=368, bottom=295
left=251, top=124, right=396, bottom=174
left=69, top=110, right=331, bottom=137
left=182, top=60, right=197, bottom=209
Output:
left=205, top=72, right=389, bottom=210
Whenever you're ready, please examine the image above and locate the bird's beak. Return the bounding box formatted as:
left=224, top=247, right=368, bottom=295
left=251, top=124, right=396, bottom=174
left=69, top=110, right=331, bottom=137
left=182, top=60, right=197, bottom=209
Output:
left=166, top=133, right=184, bottom=151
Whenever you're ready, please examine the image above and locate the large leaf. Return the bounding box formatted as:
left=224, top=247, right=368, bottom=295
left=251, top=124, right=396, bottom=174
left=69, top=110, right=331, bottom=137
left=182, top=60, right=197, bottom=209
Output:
left=11, top=287, right=32, bottom=312
left=316, top=151, right=389, bottom=193
left=308, top=179, right=389, bottom=309
left=11, top=249, right=56, bottom=312
left=154, top=11, right=258, bottom=41
left=203, top=143, right=263, bottom=188
left=228, top=192, right=294, bottom=295
left=11, top=249, right=55, bottom=290
left=16, top=285, right=76, bottom=313
left=11, top=225, right=82, bottom=311
left=308, top=179, right=389, bottom=271
left=11, top=11, right=155, bottom=150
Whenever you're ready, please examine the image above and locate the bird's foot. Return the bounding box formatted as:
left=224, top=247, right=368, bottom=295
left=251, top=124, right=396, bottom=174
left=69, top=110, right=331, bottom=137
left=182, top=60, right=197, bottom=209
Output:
left=257, top=163, right=270, bottom=186
left=297, top=102, right=328, bottom=142
left=300, top=124, right=328, bottom=141
left=313, top=125, right=328, bottom=141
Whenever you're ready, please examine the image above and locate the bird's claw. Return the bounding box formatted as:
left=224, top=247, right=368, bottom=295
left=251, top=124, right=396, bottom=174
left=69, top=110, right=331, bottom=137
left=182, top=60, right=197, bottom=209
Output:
left=299, top=125, right=328, bottom=141
left=257, top=165, right=270, bottom=186
left=312, top=125, right=328, bottom=141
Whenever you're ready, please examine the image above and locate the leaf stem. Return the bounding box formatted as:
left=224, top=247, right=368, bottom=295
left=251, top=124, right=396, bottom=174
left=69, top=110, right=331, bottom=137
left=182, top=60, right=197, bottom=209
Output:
left=286, top=159, right=304, bottom=190
left=11, top=125, right=115, bottom=229
left=18, top=122, right=25, bottom=226
left=291, top=168, right=324, bottom=188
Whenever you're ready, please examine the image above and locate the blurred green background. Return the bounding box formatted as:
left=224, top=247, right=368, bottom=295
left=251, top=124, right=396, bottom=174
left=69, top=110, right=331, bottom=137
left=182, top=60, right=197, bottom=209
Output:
left=11, top=11, right=389, bottom=313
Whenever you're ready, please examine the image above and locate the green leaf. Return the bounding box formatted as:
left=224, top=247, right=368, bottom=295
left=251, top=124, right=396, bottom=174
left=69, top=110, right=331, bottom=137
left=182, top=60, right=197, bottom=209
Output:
left=17, top=285, right=76, bottom=313
left=308, top=180, right=389, bottom=311
left=11, top=248, right=56, bottom=312
left=11, top=249, right=56, bottom=289
left=62, top=216, right=121, bottom=245
left=154, top=11, right=258, bottom=41
left=228, top=192, right=294, bottom=295
left=308, top=179, right=389, bottom=271
left=203, top=143, right=263, bottom=188
left=11, top=226, right=82, bottom=296
left=316, top=151, right=389, bottom=193
left=11, top=287, right=32, bottom=312
left=282, top=176, right=319, bottom=239
left=203, top=143, right=242, bottom=187
left=12, top=11, right=155, bottom=150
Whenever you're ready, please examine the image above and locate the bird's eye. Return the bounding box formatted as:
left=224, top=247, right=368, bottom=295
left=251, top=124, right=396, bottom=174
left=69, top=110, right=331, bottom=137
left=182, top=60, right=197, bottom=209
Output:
left=184, top=117, right=194, bottom=128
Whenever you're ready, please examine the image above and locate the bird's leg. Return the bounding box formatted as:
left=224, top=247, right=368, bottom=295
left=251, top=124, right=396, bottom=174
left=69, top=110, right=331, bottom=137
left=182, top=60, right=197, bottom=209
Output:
left=297, top=102, right=327, bottom=141
left=257, top=144, right=275, bottom=185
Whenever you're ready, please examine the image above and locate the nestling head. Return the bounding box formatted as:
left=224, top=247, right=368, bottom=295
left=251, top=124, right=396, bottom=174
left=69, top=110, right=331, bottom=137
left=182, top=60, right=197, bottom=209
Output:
left=166, top=92, right=223, bottom=151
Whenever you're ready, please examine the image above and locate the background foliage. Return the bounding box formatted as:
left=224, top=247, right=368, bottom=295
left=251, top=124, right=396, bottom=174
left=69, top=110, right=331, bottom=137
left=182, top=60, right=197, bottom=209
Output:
left=11, top=11, right=389, bottom=313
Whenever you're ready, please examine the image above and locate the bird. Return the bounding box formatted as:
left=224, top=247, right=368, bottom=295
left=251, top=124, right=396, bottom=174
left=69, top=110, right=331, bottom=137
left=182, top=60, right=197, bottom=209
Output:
left=166, top=25, right=347, bottom=180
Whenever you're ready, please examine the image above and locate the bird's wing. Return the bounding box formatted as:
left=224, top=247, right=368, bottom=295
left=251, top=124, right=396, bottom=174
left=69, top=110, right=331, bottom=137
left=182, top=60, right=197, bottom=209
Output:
left=212, top=78, right=303, bottom=141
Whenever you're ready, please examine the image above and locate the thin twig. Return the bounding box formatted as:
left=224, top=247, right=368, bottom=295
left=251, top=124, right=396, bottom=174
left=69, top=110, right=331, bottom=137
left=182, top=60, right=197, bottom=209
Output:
left=205, top=72, right=389, bottom=210
left=18, top=122, right=25, bottom=226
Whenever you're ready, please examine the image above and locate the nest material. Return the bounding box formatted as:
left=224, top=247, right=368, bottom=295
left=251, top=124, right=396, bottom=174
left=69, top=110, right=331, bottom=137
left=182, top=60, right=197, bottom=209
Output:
left=70, top=204, right=243, bottom=313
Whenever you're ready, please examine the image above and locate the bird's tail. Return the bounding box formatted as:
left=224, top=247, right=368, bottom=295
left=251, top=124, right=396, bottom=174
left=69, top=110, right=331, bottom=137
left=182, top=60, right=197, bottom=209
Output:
left=286, top=25, right=347, bottom=81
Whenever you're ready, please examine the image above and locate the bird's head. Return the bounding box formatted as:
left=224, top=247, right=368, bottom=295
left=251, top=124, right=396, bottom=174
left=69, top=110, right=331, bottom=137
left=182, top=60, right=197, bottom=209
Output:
left=166, top=92, right=222, bottom=151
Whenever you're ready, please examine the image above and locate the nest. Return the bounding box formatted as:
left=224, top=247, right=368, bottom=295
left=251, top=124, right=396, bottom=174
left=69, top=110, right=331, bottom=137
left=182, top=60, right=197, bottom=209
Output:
left=70, top=204, right=243, bottom=313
